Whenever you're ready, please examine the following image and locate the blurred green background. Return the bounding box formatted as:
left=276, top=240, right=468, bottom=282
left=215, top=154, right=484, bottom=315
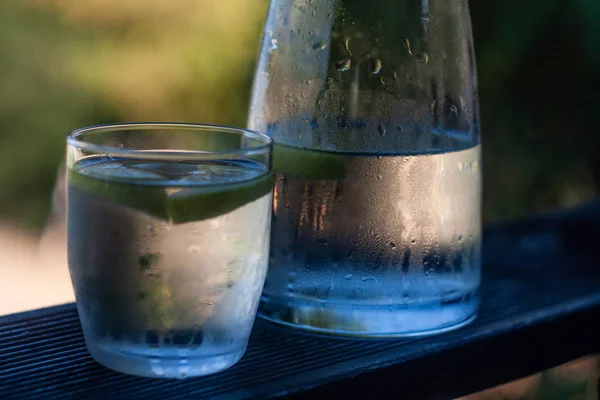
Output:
left=1, top=0, right=599, bottom=231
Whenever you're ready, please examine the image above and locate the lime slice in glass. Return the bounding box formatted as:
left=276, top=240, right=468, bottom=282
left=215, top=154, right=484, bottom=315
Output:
left=68, top=161, right=273, bottom=224
left=273, top=143, right=346, bottom=180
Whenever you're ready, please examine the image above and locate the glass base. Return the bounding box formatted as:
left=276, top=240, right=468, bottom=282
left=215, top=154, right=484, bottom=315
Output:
left=258, top=292, right=479, bottom=338
left=86, top=340, right=246, bottom=379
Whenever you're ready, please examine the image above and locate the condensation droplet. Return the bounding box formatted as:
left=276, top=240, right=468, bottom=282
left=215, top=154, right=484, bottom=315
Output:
left=450, top=104, right=459, bottom=115
left=313, top=42, right=327, bottom=50
left=344, top=38, right=352, bottom=55
left=370, top=58, right=382, bottom=75
left=378, top=123, right=386, bottom=136
left=344, top=274, right=353, bottom=280
left=269, top=39, right=278, bottom=51
left=416, top=52, right=429, bottom=64
left=402, top=37, right=413, bottom=56
left=397, top=125, right=404, bottom=132
left=390, top=242, right=396, bottom=249
left=336, top=57, right=352, bottom=72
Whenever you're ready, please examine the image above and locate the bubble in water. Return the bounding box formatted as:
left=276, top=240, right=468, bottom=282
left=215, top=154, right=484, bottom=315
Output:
left=336, top=57, right=352, bottom=72
left=402, top=37, right=413, bottom=56
left=378, top=123, right=386, bottom=136
left=370, top=58, right=382, bottom=75
left=416, top=52, right=429, bottom=64
left=269, top=39, right=278, bottom=51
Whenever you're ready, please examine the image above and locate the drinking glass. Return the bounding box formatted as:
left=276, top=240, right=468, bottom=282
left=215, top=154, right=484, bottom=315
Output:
left=248, top=0, right=482, bottom=337
left=67, top=123, right=273, bottom=378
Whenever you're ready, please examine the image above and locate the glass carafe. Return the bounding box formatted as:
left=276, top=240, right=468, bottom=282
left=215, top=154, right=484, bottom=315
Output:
left=248, top=0, right=482, bottom=337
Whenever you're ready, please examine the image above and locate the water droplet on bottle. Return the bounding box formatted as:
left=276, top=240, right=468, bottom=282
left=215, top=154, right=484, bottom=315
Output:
left=377, top=174, right=383, bottom=180
left=345, top=274, right=353, bottom=280
left=390, top=242, right=396, bottom=249
left=378, top=123, right=386, bottom=136
left=411, top=239, right=416, bottom=244
left=402, top=37, right=413, bottom=55
left=336, top=57, right=352, bottom=72
left=450, top=104, right=459, bottom=115
left=269, top=39, right=278, bottom=51
left=313, top=42, right=327, bottom=50
left=370, top=58, right=382, bottom=74
left=416, top=52, right=429, bottom=64
left=344, top=38, right=352, bottom=55
left=397, top=125, right=404, bottom=132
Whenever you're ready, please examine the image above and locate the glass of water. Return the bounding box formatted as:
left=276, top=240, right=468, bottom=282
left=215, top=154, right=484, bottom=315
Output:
left=66, top=123, right=273, bottom=378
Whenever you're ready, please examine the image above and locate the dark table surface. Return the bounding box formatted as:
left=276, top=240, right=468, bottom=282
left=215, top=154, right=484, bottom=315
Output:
left=2, top=201, right=600, bottom=399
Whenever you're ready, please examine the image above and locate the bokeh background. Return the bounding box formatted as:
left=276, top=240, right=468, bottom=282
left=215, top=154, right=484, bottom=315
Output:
left=0, top=0, right=598, bottom=398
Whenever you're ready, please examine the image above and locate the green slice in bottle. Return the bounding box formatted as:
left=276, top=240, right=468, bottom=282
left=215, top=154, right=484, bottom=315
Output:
left=273, top=143, right=346, bottom=180
left=68, top=162, right=273, bottom=224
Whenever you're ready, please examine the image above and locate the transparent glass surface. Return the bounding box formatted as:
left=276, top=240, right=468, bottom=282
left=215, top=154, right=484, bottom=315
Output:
left=248, top=0, right=482, bottom=337
left=67, top=123, right=273, bottom=377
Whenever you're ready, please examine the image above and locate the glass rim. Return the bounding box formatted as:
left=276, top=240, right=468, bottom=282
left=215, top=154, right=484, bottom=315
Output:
left=67, top=122, right=273, bottom=161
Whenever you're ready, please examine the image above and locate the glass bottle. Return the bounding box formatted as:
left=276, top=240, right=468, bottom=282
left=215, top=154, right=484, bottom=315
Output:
left=248, top=0, right=482, bottom=337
